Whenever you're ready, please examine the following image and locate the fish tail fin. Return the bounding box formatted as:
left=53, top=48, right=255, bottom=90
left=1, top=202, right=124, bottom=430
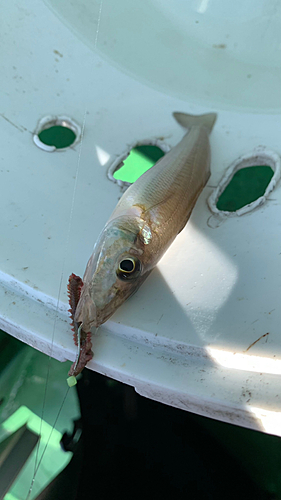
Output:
left=173, top=111, right=217, bottom=134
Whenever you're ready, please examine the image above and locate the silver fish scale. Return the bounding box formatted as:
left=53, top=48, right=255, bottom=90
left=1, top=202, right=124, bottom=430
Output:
left=113, top=126, right=210, bottom=241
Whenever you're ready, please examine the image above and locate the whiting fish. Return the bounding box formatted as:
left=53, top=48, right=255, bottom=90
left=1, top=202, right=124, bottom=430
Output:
left=68, top=111, right=217, bottom=375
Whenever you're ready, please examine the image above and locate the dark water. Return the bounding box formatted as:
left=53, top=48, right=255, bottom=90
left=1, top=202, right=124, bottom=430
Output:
left=54, top=370, right=278, bottom=500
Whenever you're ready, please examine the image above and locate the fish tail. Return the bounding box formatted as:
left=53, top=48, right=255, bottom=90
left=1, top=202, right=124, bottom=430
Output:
left=173, top=111, right=217, bottom=134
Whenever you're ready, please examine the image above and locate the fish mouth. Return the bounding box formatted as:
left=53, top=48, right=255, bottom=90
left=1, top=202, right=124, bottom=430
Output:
left=74, top=273, right=148, bottom=330
left=74, top=286, right=98, bottom=331
left=74, top=287, right=116, bottom=330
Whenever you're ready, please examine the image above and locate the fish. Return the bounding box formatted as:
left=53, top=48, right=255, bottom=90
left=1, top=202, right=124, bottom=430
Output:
left=73, top=111, right=217, bottom=333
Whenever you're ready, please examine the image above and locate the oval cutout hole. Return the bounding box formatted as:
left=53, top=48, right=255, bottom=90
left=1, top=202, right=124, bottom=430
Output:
left=113, top=145, right=165, bottom=184
left=33, top=116, right=81, bottom=152
left=216, top=165, right=274, bottom=212
left=38, top=125, right=76, bottom=149
left=208, top=148, right=281, bottom=218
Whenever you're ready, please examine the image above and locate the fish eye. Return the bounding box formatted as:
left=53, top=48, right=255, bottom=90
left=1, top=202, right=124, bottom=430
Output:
left=119, top=258, right=135, bottom=273
left=117, top=257, right=141, bottom=281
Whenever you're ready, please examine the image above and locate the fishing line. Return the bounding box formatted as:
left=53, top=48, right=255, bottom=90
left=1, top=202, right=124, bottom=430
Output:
left=95, top=0, right=104, bottom=50
left=27, top=0, right=104, bottom=495
left=26, top=111, right=87, bottom=499
left=26, top=387, right=70, bottom=500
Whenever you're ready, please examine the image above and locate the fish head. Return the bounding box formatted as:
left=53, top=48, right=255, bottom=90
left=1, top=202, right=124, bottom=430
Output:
left=74, top=216, right=155, bottom=330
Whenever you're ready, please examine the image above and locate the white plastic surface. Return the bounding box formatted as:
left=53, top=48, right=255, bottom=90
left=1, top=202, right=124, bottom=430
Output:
left=1, top=0, right=281, bottom=435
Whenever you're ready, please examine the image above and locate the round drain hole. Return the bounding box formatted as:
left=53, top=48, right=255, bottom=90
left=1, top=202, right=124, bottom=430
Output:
left=33, top=116, right=81, bottom=152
